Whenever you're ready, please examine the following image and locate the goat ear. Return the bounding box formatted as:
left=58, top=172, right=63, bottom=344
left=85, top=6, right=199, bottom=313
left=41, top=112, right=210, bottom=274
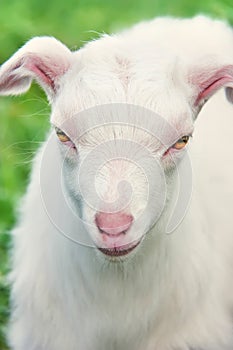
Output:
left=0, top=37, right=72, bottom=101
left=190, top=65, right=233, bottom=111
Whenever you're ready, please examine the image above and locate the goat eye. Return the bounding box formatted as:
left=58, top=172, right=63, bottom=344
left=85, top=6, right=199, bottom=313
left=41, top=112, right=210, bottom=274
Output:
left=55, top=127, right=76, bottom=149
left=55, top=127, right=70, bottom=142
left=172, top=136, right=190, bottom=150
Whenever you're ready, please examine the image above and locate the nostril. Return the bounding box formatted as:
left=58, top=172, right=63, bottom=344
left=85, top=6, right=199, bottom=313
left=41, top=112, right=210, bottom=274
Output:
left=95, top=212, right=133, bottom=236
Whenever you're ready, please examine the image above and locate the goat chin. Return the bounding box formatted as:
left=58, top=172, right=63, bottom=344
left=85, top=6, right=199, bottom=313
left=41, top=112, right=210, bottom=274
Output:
left=1, top=15, right=233, bottom=350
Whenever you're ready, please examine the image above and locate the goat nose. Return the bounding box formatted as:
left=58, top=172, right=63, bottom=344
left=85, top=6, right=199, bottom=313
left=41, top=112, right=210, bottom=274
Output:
left=95, top=212, right=133, bottom=236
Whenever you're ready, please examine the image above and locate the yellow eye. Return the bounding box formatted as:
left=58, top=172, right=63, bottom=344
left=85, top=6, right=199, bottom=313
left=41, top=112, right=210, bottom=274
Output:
left=172, top=136, right=190, bottom=150
left=55, top=127, right=71, bottom=143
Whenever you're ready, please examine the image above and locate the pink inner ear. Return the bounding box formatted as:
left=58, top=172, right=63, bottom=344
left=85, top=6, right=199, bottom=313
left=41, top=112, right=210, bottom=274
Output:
left=26, top=59, right=55, bottom=90
left=194, top=65, right=233, bottom=106
left=25, top=55, right=67, bottom=92
left=1, top=55, right=66, bottom=94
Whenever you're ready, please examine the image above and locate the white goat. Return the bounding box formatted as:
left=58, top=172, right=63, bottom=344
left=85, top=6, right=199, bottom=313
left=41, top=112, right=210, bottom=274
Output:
left=1, top=15, right=233, bottom=350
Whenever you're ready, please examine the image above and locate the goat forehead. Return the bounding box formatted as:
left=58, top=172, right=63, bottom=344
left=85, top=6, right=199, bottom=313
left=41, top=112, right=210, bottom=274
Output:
left=68, top=47, right=188, bottom=96
left=54, top=68, right=192, bottom=122
left=52, top=32, right=194, bottom=130
left=52, top=78, right=193, bottom=139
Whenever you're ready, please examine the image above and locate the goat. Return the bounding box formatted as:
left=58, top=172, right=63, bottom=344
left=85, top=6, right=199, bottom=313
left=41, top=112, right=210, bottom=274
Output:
left=1, top=15, right=233, bottom=350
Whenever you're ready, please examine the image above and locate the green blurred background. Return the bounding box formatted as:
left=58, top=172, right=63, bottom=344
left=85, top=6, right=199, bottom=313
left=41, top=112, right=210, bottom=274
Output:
left=0, top=0, right=232, bottom=348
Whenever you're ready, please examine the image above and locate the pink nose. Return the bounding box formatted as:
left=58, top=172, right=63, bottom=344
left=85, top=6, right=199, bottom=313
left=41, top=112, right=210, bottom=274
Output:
left=95, top=212, right=133, bottom=236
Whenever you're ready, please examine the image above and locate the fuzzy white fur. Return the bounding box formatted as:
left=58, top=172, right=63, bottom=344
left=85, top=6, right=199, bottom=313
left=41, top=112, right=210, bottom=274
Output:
left=1, top=16, right=233, bottom=350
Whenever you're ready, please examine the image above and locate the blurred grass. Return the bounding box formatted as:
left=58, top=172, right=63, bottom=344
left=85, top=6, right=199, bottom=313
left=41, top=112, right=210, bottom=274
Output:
left=0, top=0, right=232, bottom=348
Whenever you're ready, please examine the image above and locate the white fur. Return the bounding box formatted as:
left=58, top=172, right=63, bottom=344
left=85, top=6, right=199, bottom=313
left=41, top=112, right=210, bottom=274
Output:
left=1, top=16, right=233, bottom=350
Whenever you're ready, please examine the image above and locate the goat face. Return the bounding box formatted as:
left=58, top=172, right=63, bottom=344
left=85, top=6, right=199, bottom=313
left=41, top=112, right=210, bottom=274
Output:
left=1, top=16, right=233, bottom=260
left=43, top=99, right=194, bottom=259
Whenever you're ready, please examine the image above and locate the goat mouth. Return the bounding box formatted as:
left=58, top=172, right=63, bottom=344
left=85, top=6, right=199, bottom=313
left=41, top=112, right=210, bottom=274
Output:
left=98, top=240, right=141, bottom=257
